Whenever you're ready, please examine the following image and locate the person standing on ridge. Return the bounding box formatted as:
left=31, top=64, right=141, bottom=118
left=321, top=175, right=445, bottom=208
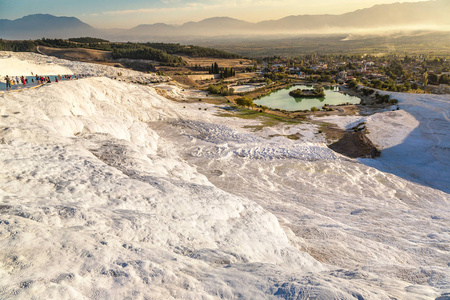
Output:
left=5, top=75, right=11, bottom=91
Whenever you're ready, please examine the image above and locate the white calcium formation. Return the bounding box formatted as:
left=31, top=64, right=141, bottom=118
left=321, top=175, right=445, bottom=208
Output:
left=0, top=52, right=449, bottom=299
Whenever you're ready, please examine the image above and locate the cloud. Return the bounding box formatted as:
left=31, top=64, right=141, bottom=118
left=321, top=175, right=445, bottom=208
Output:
left=161, top=0, right=183, bottom=3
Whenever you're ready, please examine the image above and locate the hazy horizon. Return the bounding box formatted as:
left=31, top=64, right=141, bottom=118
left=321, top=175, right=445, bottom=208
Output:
left=0, top=0, right=431, bottom=29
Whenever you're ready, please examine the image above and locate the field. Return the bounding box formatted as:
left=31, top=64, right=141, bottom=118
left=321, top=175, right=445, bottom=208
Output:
left=180, top=56, right=254, bottom=68
left=38, top=46, right=113, bottom=62
left=35, top=46, right=256, bottom=77
left=197, top=31, right=450, bottom=57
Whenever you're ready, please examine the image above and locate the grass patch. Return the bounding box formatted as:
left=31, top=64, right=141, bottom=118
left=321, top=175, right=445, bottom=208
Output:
left=316, top=122, right=345, bottom=142
left=285, top=134, right=301, bottom=140
left=269, top=134, right=301, bottom=140
left=243, top=125, right=266, bottom=131
left=201, top=97, right=229, bottom=105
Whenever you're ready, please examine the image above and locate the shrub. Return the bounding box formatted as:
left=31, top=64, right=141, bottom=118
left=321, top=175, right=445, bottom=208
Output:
left=207, top=84, right=234, bottom=96
left=348, top=80, right=358, bottom=89
left=389, top=99, right=399, bottom=104
left=235, top=97, right=254, bottom=108
left=289, top=86, right=325, bottom=98
left=361, top=87, right=375, bottom=96
left=375, top=93, right=390, bottom=104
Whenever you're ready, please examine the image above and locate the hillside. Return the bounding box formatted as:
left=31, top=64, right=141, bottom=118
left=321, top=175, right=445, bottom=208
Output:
left=37, top=46, right=113, bottom=62
left=0, top=52, right=449, bottom=299
left=0, top=39, right=245, bottom=75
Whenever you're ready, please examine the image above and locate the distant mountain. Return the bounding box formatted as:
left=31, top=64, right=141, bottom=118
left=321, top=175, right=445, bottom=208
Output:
left=122, top=17, right=254, bottom=39
left=255, top=0, right=450, bottom=32
left=0, top=14, right=100, bottom=40
left=124, top=0, right=450, bottom=39
left=1, top=0, right=450, bottom=41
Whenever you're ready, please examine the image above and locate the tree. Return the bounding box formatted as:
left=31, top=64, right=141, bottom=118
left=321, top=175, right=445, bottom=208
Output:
left=68, top=37, right=109, bottom=43
left=422, top=72, right=428, bottom=87
left=348, top=80, right=358, bottom=89
left=428, top=74, right=439, bottom=85
left=208, top=84, right=230, bottom=95
left=235, top=97, right=254, bottom=108
left=439, top=74, right=450, bottom=85
left=321, top=74, right=332, bottom=82
left=388, top=60, right=404, bottom=78
left=209, top=62, right=220, bottom=74
left=361, top=88, right=375, bottom=96
left=221, top=67, right=235, bottom=78
left=214, top=62, right=219, bottom=74
left=404, top=81, right=411, bottom=91
left=372, top=79, right=383, bottom=89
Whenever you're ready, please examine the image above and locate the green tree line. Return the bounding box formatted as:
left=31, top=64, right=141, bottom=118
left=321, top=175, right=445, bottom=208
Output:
left=111, top=47, right=184, bottom=65
left=0, top=38, right=241, bottom=65
left=0, top=39, right=35, bottom=52
left=68, top=37, right=109, bottom=44
left=208, top=62, right=236, bottom=78
left=144, top=43, right=241, bottom=59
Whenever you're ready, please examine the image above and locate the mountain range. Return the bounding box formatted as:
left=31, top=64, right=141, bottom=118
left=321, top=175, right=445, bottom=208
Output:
left=1, top=0, right=449, bottom=41
left=0, top=14, right=100, bottom=40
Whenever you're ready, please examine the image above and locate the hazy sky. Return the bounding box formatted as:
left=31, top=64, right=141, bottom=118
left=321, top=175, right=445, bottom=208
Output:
left=0, top=0, right=429, bottom=28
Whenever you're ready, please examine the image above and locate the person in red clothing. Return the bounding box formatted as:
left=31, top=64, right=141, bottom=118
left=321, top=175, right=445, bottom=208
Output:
left=21, top=76, right=26, bottom=87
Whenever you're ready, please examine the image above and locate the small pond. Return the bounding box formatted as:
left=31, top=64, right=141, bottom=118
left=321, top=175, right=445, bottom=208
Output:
left=254, top=85, right=361, bottom=111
